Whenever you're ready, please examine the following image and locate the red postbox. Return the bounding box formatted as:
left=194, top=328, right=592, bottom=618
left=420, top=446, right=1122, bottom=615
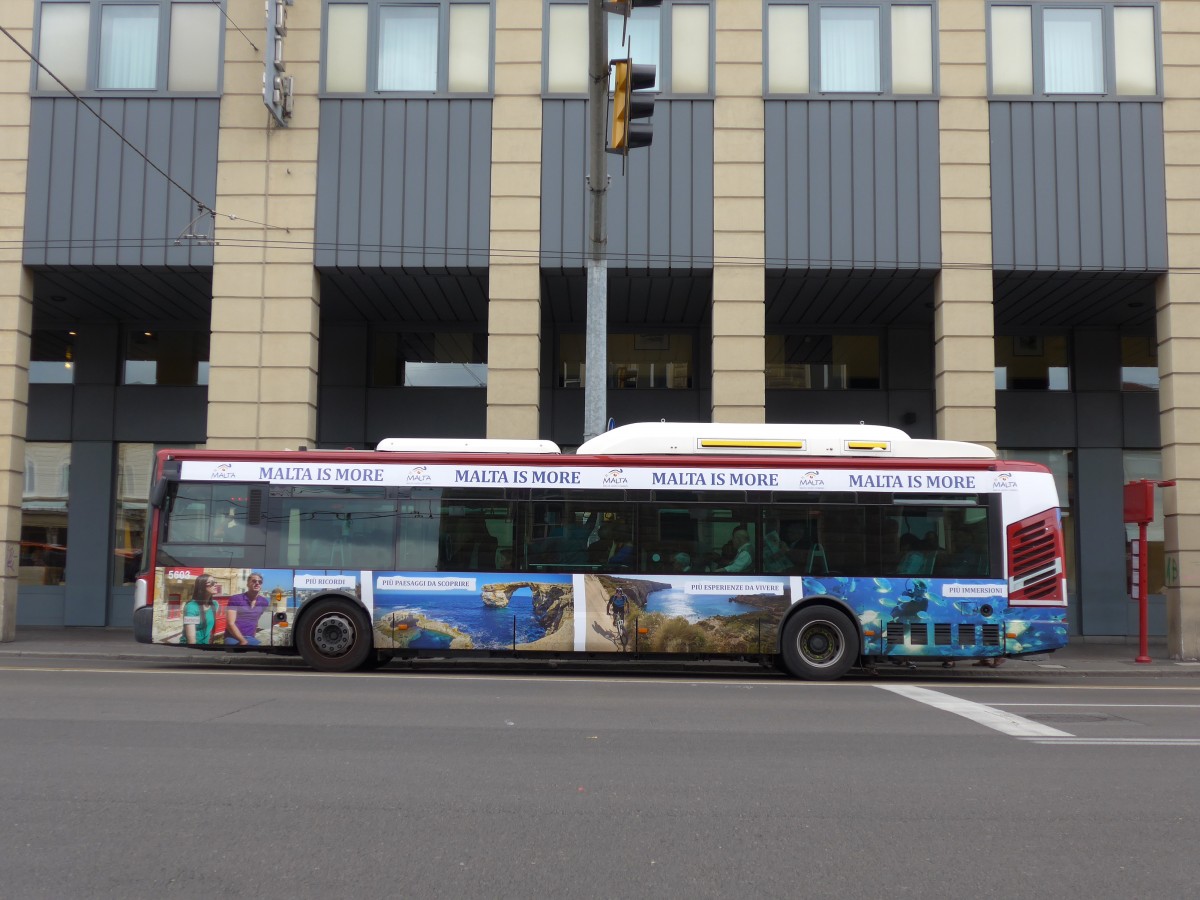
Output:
left=1123, top=479, right=1175, bottom=663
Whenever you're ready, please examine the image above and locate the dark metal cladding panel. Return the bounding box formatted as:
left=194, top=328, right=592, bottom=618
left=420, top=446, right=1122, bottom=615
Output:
left=1075, top=104, right=1103, bottom=269
left=23, top=97, right=218, bottom=268
left=314, top=98, right=493, bottom=270
left=873, top=103, right=897, bottom=267
left=894, top=103, right=920, bottom=265
left=1141, top=104, right=1168, bottom=270
left=358, top=100, right=385, bottom=269
left=541, top=99, right=713, bottom=271
left=990, top=100, right=1167, bottom=271
left=915, top=101, right=941, bottom=268
left=1054, top=104, right=1081, bottom=270
left=764, top=100, right=939, bottom=270
left=989, top=104, right=1014, bottom=268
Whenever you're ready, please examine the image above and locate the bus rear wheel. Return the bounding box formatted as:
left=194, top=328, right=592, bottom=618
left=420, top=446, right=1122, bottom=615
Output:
left=780, top=606, right=857, bottom=680
left=296, top=598, right=372, bottom=673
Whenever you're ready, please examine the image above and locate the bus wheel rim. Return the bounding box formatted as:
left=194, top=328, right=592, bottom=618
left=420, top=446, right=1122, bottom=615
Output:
left=312, top=613, right=356, bottom=657
left=798, top=620, right=844, bottom=668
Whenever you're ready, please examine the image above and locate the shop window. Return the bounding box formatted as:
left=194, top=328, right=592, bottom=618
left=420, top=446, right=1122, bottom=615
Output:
left=765, top=334, right=881, bottom=389
left=994, top=335, right=1069, bottom=390
left=766, top=2, right=934, bottom=96
left=325, top=1, right=492, bottom=94
left=35, top=0, right=222, bottom=93
left=557, top=333, right=694, bottom=389
left=371, top=331, right=487, bottom=387
left=20, top=442, right=70, bottom=586
left=989, top=3, right=1158, bottom=97
left=30, top=329, right=76, bottom=385
left=123, top=331, right=210, bottom=386
left=1121, top=335, right=1158, bottom=391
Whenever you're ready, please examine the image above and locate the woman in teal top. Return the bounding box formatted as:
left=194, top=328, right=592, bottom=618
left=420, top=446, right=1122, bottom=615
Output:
left=182, top=575, right=220, bottom=645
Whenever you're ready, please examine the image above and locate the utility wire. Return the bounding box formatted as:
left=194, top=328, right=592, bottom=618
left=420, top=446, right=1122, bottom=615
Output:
left=210, top=0, right=259, bottom=53
left=0, top=22, right=288, bottom=234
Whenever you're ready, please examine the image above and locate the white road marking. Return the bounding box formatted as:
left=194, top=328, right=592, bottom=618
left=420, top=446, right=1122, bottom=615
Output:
left=878, top=684, right=1073, bottom=737
left=999, top=703, right=1200, bottom=709
left=1024, top=738, right=1200, bottom=746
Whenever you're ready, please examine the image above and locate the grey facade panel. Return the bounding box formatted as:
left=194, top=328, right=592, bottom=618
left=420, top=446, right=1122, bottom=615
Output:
left=764, top=100, right=940, bottom=270
left=990, top=102, right=1167, bottom=271
left=314, top=99, right=492, bottom=270
left=23, top=98, right=219, bottom=268
left=540, top=100, right=714, bottom=270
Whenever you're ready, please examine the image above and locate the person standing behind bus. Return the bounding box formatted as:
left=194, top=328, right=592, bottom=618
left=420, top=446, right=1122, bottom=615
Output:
left=224, top=572, right=268, bottom=646
left=182, top=575, right=220, bottom=645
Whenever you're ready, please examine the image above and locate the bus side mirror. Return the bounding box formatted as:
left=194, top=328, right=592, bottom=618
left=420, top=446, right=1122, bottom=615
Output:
left=149, top=478, right=168, bottom=509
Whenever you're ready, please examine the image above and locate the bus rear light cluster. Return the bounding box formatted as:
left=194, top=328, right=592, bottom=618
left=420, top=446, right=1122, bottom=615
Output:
left=1007, top=509, right=1067, bottom=606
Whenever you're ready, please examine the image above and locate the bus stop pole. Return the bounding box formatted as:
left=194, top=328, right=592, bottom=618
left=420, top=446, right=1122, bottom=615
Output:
left=1136, top=518, right=1151, bottom=664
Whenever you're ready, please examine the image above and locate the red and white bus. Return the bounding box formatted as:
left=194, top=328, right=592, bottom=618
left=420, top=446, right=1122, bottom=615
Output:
left=132, top=422, right=1068, bottom=678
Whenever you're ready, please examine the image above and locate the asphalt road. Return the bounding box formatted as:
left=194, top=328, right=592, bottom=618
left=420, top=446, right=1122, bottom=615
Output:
left=1, top=660, right=1198, bottom=899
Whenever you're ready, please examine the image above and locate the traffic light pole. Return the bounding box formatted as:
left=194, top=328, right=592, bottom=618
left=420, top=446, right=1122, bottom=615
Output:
left=584, top=0, right=609, bottom=442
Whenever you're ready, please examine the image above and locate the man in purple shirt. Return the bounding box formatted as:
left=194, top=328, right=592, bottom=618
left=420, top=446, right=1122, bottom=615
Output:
left=224, top=572, right=268, bottom=646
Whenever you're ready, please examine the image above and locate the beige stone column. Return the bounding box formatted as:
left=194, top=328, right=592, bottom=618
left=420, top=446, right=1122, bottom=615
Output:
left=486, top=0, right=542, bottom=439
left=934, top=0, right=996, bottom=448
left=207, top=0, right=321, bottom=450
left=0, top=3, right=34, bottom=640
left=711, top=0, right=765, bottom=424
left=1158, top=0, right=1200, bottom=659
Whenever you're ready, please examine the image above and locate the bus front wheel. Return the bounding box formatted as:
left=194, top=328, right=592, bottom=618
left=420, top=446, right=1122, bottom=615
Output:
left=780, top=606, right=857, bottom=680
left=296, top=598, right=372, bottom=673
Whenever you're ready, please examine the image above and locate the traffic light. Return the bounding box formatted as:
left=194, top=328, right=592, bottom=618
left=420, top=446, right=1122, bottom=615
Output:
left=608, top=57, right=656, bottom=155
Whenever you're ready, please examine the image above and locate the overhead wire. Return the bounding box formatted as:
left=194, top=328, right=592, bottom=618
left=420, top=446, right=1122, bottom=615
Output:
left=0, top=21, right=288, bottom=235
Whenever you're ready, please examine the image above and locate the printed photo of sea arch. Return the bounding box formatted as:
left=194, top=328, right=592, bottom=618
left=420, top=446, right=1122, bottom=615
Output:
left=371, top=572, right=574, bottom=652
left=584, top=574, right=790, bottom=654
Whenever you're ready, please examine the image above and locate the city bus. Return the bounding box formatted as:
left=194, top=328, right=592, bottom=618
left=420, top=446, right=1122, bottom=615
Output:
left=132, top=422, right=1068, bottom=678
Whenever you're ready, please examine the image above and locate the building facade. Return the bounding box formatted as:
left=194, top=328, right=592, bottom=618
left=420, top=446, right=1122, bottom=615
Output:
left=0, top=0, right=1197, bottom=657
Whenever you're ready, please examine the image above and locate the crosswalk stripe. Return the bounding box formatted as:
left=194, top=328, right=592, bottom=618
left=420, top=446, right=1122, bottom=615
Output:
left=877, top=684, right=1073, bottom=737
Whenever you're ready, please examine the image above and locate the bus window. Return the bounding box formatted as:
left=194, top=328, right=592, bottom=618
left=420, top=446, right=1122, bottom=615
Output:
left=884, top=503, right=991, bottom=578
left=437, top=498, right=515, bottom=571
left=688, top=506, right=756, bottom=573
left=160, top=483, right=266, bottom=565
left=268, top=487, right=396, bottom=570
left=526, top=500, right=634, bottom=570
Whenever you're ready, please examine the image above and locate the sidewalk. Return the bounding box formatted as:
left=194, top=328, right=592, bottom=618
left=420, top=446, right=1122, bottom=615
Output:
left=0, top=628, right=1197, bottom=676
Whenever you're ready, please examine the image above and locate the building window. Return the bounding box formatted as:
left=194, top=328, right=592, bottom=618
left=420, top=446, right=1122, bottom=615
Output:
left=1121, top=335, right=1158, bottom=391
left=544, top=1, right=711, bottom=96
left=371, top=332, right=487, bottom=387
left=123, top=331, right=210, bottom=386
left=30, top=330, right=76, bottom=384
left=765, top=334, right=882, bottom=389
left=557, top=333, right=694, bottom=389
left=324, top=1, right=492, bottom=94
left=20, top=442, right=71, bottom=587
left=766, top=2, right=935, bottom=97
left=35, top=0, right=223, bottom=93
left=994, top=335, right=1070, bottom=390
left=989, top=3, right=1158, bottom=97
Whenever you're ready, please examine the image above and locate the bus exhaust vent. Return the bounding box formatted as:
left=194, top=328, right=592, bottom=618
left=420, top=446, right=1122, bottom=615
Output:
left=909, top=624, right=928, bottom=645
left=982, top=624, right=1002, bottom=646
left=934, top=623, right=952, bottom=646
left=886, top=622, right=905, bottom=646
left=1007, top=509, right=1066, bottom=606
left=958, top=624, right=976, bottom=646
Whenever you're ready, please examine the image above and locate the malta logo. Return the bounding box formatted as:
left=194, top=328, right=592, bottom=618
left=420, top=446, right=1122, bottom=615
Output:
left=991, top=472, right=1018, bottom=491
left=602, top=468, right=629, bottom=486
left=796, top=470, right=825, bottom=487
left=406, top=466, right=432, bottom=484
left=211, top=463, right=237, bottom=480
